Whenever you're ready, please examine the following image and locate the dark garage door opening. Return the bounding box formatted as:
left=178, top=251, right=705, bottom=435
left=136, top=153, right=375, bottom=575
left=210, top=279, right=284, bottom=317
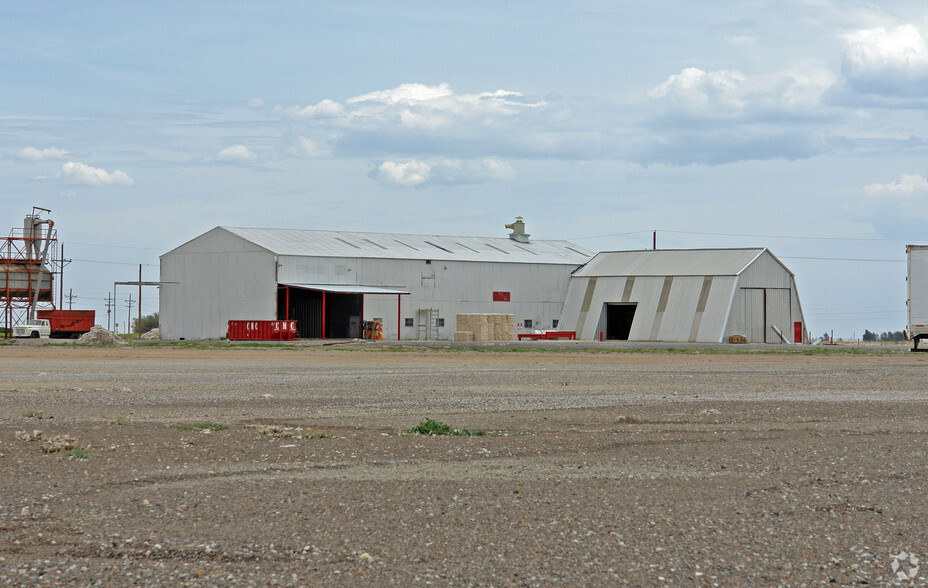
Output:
left=605, top=303, right=637, bottom=340
left=278, top=287, right=362, bottom=339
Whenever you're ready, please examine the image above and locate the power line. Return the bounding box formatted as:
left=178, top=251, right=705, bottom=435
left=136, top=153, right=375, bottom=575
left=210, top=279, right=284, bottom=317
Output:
left=568, top=230, right=652, bottom=241
left=68, top=242, right=163, bottom=251
left=70, top=258, right=158, bottom=267
left=567, top=228, right=918, bottom=245
left=655, top=229, right=913, bottom=243
left=781, top=256, right=905, bottom=263
left=809, top=310, right=907, bottom=316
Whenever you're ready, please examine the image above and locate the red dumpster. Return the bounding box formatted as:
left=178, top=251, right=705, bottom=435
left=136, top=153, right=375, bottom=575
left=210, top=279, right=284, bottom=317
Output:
left=227, top=320, right=297, bottom=341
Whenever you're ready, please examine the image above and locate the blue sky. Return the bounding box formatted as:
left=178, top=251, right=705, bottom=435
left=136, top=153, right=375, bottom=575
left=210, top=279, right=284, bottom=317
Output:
left=3, top=1, right=928, bottom=337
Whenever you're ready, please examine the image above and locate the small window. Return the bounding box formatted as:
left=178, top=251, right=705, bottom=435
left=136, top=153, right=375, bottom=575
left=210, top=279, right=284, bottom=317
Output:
left=524, top=319, right=533, bottom=329
left=436, top=318, right=445, bottom=327
left=552, top=319, right=559, bottom=328
left=405, top=318, right=414, bottom=327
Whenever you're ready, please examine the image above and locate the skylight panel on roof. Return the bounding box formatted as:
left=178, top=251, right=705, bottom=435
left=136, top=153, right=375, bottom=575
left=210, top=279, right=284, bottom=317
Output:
left=424, top=240, right=454, bottom=254
left=334, top=237, right=361, bottom=249
left=394, top=239, right=420, bottom=251
left=566, top=246, right=588, bottom=256
left=484, top=243, right=510, bottom=254
left=363, top=238, right=388, bottom=250
left=511, top=243, right=538, bottom=255
left=455, top=241, right=480, bottom=253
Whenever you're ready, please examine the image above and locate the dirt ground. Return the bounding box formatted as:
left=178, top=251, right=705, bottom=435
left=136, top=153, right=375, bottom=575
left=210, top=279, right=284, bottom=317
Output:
left=2, top=342, right=928, bottom=586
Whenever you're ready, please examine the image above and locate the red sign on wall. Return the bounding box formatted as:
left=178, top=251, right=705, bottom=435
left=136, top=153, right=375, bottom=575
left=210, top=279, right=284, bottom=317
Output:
left=493, top=291, right=511, bottom=302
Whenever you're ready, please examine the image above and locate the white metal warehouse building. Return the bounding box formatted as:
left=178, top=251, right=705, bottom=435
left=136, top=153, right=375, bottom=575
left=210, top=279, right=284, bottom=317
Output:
left=159, top=222, right=593, bottom=340
left=558, top=248, right=808, bottom=343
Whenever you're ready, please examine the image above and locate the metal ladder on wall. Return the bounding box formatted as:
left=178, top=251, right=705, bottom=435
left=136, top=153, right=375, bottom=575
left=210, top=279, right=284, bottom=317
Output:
left=417, top=308, right=440, bottom=340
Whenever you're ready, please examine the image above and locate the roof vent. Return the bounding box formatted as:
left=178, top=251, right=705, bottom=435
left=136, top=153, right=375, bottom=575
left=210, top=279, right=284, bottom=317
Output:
left=505, top=216, right=530, bottom=243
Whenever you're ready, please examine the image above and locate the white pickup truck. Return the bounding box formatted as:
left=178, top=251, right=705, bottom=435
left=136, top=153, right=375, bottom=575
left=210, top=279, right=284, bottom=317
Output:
left=13, top=319, right=51, bottom=339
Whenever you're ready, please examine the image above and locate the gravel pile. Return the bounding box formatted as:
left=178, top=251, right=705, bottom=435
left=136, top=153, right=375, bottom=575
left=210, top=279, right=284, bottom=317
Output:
left=140, top=328, right=160, bottom=340
left=75, top=326, right=127, bottom=345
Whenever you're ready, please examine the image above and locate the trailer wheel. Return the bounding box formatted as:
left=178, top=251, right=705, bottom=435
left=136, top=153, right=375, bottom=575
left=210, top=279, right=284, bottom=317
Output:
left=30, top=331, right=39, bottom=338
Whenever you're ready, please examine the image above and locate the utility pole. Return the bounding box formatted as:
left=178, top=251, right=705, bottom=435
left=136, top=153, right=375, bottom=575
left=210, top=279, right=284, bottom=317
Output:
left=125, top=294, right=134, bottom=335
left=65, top=288, right=77, bottom=310
left=104, top=293, right=114, bottom=330
left=58, top=243, right=72, bottom=309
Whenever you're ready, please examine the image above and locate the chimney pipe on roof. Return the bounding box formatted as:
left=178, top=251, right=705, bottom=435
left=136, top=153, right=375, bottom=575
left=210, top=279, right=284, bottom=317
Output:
left=505, top=216, right=530, bottom=243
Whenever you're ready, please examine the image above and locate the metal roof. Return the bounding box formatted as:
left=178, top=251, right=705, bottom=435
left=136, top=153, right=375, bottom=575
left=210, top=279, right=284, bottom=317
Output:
left=218, top=226, right=593, bottom=265
left=280, top=283, right=410, bottom=295
left=573, top=248, right=767, bottom=277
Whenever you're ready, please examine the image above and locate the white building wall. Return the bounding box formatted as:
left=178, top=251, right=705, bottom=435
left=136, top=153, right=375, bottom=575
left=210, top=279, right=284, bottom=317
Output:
left=790, top=277, right=808, bottom=343
left=656, top=276, right=702, bottom=341
left=559, top=249, right=807, bottom=344
left=277, top=255, right=580, bottom=340
left=583, top=277, right=626, bottom=338
left=700, top=278, right=738, bottom=343
left=160, top=229, right=277, bottom=339
left=558, top=275, right=589, bottom=335
left=737, top=251, right=791, bottom=289
left=724, top=261, right=806, bottom=343
left=575, top=276, right=737, bottom=343
left=725, top=282, right=748, bottom=342
left=626, top=277, right=665, bottom=340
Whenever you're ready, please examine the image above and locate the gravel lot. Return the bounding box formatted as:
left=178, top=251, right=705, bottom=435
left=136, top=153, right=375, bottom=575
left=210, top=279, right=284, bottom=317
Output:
left=2, top=341, right=928, bottom=586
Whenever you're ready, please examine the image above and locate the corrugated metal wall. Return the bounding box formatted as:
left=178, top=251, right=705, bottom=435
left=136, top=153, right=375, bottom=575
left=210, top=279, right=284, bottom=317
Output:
left=277, top=256, right=578, bottom=340
left=161, top=229, right=584, bottom=340
left=160, top=228, right=277, bottom=339
left=559, top=249, right=805, bottom=343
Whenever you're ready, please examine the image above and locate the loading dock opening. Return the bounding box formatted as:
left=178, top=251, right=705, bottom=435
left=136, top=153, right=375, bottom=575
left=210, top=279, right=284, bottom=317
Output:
left=605, top=303, right=637, bottom=340
left=277, top=283, right=409, bottom=340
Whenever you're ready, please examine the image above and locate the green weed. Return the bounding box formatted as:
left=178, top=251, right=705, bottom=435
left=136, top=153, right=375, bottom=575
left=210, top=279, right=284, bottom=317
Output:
left=407, top=418, right=486, bottom=437
left=63, top=447, right=91, bottom=460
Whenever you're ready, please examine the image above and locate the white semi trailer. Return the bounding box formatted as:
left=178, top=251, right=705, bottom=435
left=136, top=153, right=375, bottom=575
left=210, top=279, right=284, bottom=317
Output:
left=907, top=245, right=928, bottom=350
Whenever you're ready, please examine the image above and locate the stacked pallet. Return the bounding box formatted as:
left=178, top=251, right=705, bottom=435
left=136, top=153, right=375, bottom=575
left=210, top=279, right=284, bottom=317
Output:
left=455, top=313, right=516, bottom=342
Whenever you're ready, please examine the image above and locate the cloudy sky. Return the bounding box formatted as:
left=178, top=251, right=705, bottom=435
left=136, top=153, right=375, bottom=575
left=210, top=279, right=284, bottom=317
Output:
left=3, top=1, right=927, bottom=337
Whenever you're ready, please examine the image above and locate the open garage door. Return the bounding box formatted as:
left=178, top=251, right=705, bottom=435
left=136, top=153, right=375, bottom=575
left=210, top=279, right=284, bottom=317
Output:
left=277, top=283, right=409, bottom=340
left=605, top=303, right=637, bottom=340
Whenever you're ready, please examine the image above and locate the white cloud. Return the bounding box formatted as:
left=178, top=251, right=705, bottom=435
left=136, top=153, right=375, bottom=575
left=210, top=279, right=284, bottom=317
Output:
left=350, top=83, right=455, bottom=106
left=649, top=68, right=748, bottom=110
left=648, top=65, right=836, bottom=115
left=376, top=160, right=432, bottom=187
left=18, top=146, right=69, bottom=160
left=61, top=162, right=134, bottom=187
left=843, top=24, right=928, bottom=96
left=269, top=82, right=554, bottom=165
left=279, top=83, right=544, bottom=130
left=217, top=145, right=256, bottom=162
left=864, top=173, right=928, bottom=196
left=639, top=64, right=838, bottom=165
left=860, top=173, right=928, bottom=236
left=290, top=137, right=328, bottom=158
left=374, top=158, right=516, bottom=187
left=280, top=99, right=346, bottom=120
left=247, top=98, right=265, bottom=108
left=347, top=83, right=543, bottom=129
